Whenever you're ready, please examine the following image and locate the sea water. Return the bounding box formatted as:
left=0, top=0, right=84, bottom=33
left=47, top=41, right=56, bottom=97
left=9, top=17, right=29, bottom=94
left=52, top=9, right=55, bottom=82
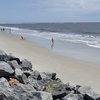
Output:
left=0, top=23, right=100, bottom=64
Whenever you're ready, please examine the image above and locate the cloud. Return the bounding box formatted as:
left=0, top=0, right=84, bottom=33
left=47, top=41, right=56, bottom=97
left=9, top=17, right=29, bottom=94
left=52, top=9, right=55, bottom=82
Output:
left=0, top=0, right=100, bottom=22
left=34, top=0, right=100, bottom=11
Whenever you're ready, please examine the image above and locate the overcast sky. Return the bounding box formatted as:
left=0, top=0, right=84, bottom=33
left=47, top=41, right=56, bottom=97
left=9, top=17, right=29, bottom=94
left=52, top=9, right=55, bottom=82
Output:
left=0, top=0, right=100, bottom=23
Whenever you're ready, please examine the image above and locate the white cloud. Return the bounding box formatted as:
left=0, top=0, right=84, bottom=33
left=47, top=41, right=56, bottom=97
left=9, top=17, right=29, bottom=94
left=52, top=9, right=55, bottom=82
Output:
left=40, top=0, right=100, bottom=10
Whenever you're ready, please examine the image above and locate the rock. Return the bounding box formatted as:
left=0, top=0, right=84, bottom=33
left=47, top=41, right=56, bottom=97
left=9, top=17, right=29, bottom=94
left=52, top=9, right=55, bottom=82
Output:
left=0, top=50, right=8, bottom=61
left=0, top=51, right=22, bottom=65
left=0, top=82, right=52, bottom=100
left=28, top=73, right=59, bottom=91
left=52, top=91, right=67, bottom=100
left=8, top=60, right=22, bottom=69
left=40, top=72, right=56, bottom=80
left=39, top=91, right=53, bottom=100
left=78, top=86, right=100, bottom=100
left=63, top=94, right=83, bottom=100
left=15, top=68, right=29, bottom=83
left=0, top=61, right=15, bottom=77
left=21, top=59, right=32, bottom=70
left=30, top=71, right=42, bottom=80
left=15, top=68, right=23, bottom=76
left=8, top=56, right=22, bottom=65
left=0, top=50, right=7, bottom=56
left=23, top=70, right=33, bottom=77
left=0, top=93, right=7, bottom=100
left=28, top=76, right=44, bottom=91
left=0, top=77, right=10, bottom=87
left=73, top=85, right=81, bottom=94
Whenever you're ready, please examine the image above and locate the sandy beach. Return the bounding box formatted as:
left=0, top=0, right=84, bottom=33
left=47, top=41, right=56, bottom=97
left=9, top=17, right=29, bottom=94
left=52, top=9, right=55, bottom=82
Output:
left=0, top=32, right=100, bottom=93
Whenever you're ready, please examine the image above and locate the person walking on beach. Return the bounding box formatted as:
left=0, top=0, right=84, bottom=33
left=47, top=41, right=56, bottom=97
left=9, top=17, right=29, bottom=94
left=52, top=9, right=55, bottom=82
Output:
left=20, top=35, right=25, bottom=40
left=51, top=37, right=54, bottom=48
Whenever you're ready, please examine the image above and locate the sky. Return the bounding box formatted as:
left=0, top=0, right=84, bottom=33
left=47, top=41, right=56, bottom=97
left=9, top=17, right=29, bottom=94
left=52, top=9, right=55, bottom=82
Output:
left=0, top=0, right=100, bottom=23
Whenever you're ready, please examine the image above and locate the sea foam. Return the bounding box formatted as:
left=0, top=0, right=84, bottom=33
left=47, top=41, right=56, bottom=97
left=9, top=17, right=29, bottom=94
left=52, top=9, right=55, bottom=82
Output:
left=1, top=26, right=100, bottom=48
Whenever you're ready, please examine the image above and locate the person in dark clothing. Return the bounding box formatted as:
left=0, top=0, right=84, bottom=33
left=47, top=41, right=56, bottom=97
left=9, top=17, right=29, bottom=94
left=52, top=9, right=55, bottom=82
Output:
left=51, top=37, right=54, bottom=48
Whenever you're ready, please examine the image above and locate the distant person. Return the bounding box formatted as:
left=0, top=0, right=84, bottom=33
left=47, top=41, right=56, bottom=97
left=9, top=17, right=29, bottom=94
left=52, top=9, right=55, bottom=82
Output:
left=20, top=35, right=25, bottom=40
left=51, top=37, right=54, bottom=48
left=2, top=28, right=5, bottom=31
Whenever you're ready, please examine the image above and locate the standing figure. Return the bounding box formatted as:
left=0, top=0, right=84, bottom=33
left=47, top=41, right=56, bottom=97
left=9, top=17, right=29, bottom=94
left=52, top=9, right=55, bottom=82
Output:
left=20, top=35, right=24, bottom=40
left=51, top=37, right=54, bottom=48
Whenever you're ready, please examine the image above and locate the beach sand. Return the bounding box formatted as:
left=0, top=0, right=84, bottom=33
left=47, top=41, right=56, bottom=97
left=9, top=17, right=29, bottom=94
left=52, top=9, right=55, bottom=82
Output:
left=0, top=32, right=100, bottom=93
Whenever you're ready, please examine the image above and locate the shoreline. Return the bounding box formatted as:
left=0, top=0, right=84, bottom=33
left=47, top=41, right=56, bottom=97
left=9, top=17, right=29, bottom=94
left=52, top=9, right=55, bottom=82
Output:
left=0, top=32, right=100, bottom=93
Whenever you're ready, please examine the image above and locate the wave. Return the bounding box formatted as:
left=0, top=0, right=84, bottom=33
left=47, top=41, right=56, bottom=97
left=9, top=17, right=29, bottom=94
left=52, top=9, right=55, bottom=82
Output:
left=1, top=26, right=100, bottom=49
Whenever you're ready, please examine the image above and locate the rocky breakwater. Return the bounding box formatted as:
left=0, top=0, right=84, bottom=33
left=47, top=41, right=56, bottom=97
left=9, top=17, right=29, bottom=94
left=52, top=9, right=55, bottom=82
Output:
left=0, top=50, right=100, bottom=100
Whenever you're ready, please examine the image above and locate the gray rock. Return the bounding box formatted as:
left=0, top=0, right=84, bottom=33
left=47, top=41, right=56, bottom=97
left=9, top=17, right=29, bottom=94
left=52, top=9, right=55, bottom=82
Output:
left=40, top=72, right=56, bottom=80
left=0, top=50, right=7, bottom=55
left=8, top=60, right=22, bottom=69
left=63, top=94, right=83, bottom=100
left=78, top=86, right=100, bottom=100
left=30, top=71, right=42, bottom=80
left=0, top=80, right=52, bottom=100
left=28, top=72, right=62, bottom=91
left=0, top=50, right=8, bottom=61
left=28, top=76, right=44, bottom=91
left=15, top=68, right=33, bottom=84
left=0, top=77, right=10, bottom=87
left=0, top=61, right=14, bottom=77
left=15, top=68, right=25, bottom=83
left=39, top=91, right=53, bottom=100
left=52, top=91, right=67, bottom=100
left=21, top=59, right=32, bottom=70
left=15, top=68, right=23, bottom=76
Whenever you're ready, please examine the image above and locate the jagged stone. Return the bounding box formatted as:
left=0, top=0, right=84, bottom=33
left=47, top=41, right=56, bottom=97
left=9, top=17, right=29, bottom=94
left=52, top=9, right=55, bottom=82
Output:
left=0, top=61, right=14, bottom=78
left=0, top=77, right=10, bottom=87
left=21, top=59, right=32, bottom=70
left=8, top=60, right=22, bottom=69
left=63, top=94, right=83, bottom=100
left=78, top=86, right=100, bottom=100
left=0, top=50, right=7, bottom=55
left=40, top=72, right=56, bottom=80
left=28, top=76, right=45, bottom=91
left=30, top=71, right=42, bottom=80
left=8, top=57, right=22, bottom=65
left=52, top=91, right=67, bottom=100
left=15, top=68, right=30, bottom=83
left=0, top=80, right=52, bottom=100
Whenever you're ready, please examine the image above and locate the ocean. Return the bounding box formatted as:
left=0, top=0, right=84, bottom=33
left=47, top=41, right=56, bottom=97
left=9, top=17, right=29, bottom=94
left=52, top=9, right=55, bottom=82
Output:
left=0, top=23, right=100, bottom=64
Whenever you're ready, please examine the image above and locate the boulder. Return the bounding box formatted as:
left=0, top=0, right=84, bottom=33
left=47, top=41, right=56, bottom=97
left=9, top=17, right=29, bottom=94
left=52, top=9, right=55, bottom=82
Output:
left=0, top=77, right=10, bottom=87
left=0, top=50, right=8, bottom=61
left=8, top=60, right=22, bottom=69
left=8, top=57, right=22, bottom=65
left=40, top=72, right=56, bottom=80
left=15, top=68, right=29, bottom=83
left=0, top=61, right=15, bottom=77
left=0, top=81, right=52, bottom=100
left=21, top=59, right=32, bottom=70
left=30, top=71, right=42, bottom=80
left=78, top=86, right=100, bottom=100
left=52, top=91, right=67, bottom=100
left=39, top=91, right=53, bottom=100
left=63, top=94, right=83, bottom=100
left=28, top=76, right=44, bottom=91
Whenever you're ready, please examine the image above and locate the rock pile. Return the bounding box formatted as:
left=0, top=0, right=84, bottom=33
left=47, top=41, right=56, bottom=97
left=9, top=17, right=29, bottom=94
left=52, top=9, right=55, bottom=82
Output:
left=0, top=50, right=100, bottom=100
